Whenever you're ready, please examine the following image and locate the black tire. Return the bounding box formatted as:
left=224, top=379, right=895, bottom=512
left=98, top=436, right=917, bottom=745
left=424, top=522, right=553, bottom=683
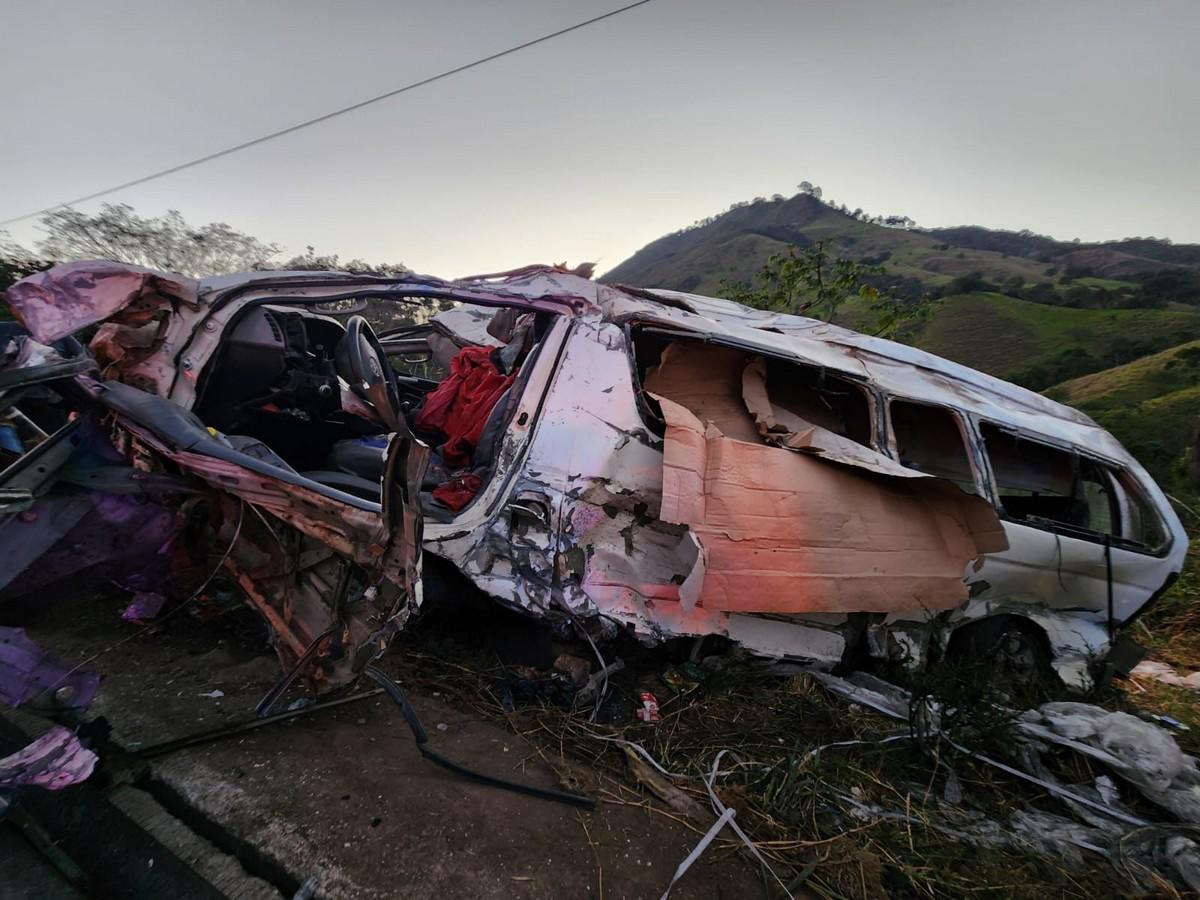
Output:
left=946, top=614, right=1053, bottom=686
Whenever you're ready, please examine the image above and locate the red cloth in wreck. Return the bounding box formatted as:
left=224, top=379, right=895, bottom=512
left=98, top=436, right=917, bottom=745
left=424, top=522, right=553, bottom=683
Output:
left=414, top=345, right=515, bottom=468
left=431, top=473, right=484, bottom=511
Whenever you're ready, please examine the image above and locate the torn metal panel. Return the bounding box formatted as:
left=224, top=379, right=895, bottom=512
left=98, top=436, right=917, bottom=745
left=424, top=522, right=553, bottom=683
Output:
left=0, top=627, right=99, bottom=711
left=643, top=341, right=761, bottom=442
left=653, top=395, right=1004, bottom=614
left=740, top=355, right=919, bottom=478
left=4, top=260, right=200, bottom=344
left=116, top=423, right=429, bottom=688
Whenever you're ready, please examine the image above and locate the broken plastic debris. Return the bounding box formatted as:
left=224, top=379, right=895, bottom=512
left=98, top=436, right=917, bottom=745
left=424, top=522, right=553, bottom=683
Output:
left=1019, top=702, right=1200, bottom=823
left=121, top=591, right=166, bottom=623
left=0, top=626, right=99, bottom=711
left=635, top=691, right=661, bottom=723
left=198, top=689, right=225, bottom=699
left=0, top=725, right=97, bottom=790
left=552, top=653, right=592, bottom=686
left=1132, top=659, right=1200, bottom=692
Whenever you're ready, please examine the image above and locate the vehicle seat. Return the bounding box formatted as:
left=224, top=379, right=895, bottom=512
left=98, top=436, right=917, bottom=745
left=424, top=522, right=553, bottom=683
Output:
left=307, top=386, right=513, bottom=511
left=470, top=387, right=512, bottom=471
left=325, top=435, right=388, bottom=483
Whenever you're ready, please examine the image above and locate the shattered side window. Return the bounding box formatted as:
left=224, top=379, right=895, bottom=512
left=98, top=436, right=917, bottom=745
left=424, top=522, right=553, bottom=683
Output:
left=630, top=329, right=875, bottom=449
left=1111, top=471, right=1168, bottom=548
left=981, top=423, right=1103, bottom=533
left=888, top=400, right=977, bottom=492
left=979, top=423, right=1164, bottom=548
left=760, top=356, right=872, bottom=446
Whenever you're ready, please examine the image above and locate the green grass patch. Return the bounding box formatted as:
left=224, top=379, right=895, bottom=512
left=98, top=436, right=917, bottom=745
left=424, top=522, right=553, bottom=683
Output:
left=911, top=292, right=1200, bottom=386
left=1047, top=339, right=1200, bottom=408
left=1068, top=276, right=1138, bottom=292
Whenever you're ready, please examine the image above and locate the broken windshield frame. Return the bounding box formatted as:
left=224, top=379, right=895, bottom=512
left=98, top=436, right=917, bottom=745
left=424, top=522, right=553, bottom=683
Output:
left=188, top=294, right=571, bottom=521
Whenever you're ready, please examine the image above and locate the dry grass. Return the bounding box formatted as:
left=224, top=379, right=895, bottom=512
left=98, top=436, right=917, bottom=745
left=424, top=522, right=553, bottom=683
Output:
left=379, top=643, right=1134, bottom=899
left=369, top=500, right=1200, bottom=899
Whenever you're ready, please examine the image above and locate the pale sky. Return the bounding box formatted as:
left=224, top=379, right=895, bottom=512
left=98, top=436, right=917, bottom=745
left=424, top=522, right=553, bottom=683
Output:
left=1, top=0, right=1197, bottom=277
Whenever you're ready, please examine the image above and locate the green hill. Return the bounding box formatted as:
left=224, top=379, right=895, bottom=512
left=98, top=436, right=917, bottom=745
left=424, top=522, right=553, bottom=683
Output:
left=603, top=194, right=1056, bottom=295
left=603, top=193, right=1200, bottom=301
left=1047, top=340, right=1200, bottom=408
left=1044, top=342, right=1200, bottom=488
left=908, top=294, right=1200, bottom=389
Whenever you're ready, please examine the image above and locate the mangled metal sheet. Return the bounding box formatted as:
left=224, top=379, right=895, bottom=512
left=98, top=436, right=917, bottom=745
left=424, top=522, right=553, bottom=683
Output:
left=5, top=260, right=200, bottom=344
left=0, top=259, right=1189, bottom=686
left=0, top=627, right=99, bottom=711
left=654, top=395, right=1006, bottom=614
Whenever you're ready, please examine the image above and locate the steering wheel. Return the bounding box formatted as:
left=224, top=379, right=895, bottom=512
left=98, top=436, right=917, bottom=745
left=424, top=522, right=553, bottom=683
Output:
left=335, top=315, right=406, bottom=432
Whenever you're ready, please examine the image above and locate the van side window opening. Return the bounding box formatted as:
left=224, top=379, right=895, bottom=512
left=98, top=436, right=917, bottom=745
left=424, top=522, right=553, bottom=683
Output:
left=979, top=423, right=1164, bottom=548
left=628, top=328, right=876, bottom=449
left=761, top=356, right=872, bottom=446
left=889, top=400, right=977, bottom=492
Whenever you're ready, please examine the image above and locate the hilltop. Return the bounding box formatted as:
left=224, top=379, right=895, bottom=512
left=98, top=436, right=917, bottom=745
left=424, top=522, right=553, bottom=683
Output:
left=604, top=194, right=1055, bottom=295
left=602, top=193, right=1200, bottom=299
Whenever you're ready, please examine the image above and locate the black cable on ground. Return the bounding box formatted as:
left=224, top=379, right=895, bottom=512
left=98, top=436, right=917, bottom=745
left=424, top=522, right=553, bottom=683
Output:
left=138, top=688, right=385, bottom=758
left=363, top=666, right=596, bottom=810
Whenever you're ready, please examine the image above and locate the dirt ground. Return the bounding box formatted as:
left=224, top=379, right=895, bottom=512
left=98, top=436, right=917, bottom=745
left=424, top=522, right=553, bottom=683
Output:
left=16, top=592, right=764, bottom=900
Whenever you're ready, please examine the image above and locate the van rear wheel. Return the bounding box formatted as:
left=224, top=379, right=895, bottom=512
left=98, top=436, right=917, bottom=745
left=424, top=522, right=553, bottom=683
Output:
left=946, top=615, right=1052, bottom=687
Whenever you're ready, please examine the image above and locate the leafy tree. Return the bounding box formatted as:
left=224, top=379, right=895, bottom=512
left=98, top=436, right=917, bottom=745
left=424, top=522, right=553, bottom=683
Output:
left=721, top=242, right=938, bottom=337
left=34, top=203, right=280, bottom=276
left=1003, top=274, right=1026, bottom=295
left=281, top=246, right=407, bottom=276
left=8, top=206, right=408, bottom=283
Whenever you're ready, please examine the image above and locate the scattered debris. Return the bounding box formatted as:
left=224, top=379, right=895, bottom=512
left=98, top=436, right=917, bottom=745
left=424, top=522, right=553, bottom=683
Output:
left=1019, top=702, right=1200, bottom=823
left=363, top=666, right=595, bottom=810
left=0, top=626, right=99, bottom=712
left=0, top=726, right=97, bottom=792
left=1132, top=658, right=1200, bottom=691
left=621, top=745, right=704, bottom=819
left=805, top=665, right=1200, bottom=891
left=552, top=653, right=592, bottom=686
left=121, top=591, right=166, bottom=623
left=634, top=691, right=661, bottom=723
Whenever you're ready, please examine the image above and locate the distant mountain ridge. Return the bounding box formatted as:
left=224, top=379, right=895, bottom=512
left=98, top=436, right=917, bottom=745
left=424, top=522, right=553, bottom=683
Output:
left=602, top=192, right=1199, bottom=294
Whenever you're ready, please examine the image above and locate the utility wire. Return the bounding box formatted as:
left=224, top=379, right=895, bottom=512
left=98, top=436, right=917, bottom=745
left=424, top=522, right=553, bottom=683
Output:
left=0, top=0, right=653, bottom=227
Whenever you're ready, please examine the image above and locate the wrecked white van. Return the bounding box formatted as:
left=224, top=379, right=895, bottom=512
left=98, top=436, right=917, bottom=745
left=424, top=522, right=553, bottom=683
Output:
left=0, top=262, right=1186, bottom=691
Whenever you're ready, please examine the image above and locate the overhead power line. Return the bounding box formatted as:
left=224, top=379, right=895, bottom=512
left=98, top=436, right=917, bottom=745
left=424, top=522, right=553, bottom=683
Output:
left=0, top=0, right=653, bottom=227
